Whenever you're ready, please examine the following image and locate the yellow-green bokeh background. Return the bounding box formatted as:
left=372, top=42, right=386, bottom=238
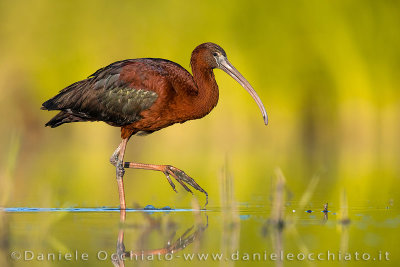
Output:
left=1, top=0, right=399, bottom=209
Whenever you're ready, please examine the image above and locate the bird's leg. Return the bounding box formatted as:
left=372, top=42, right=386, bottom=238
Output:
left=123, top=162, right=208, bottom=206
left=111, top=138, right=128, bottom=210
left=110, top=143, right=122, bottom=167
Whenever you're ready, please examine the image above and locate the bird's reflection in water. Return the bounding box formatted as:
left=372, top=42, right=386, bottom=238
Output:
left=112, top=209, right=208, bottom=267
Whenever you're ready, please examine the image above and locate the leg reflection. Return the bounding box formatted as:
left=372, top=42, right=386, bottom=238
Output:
left=112, top=208, right=208, bottom=266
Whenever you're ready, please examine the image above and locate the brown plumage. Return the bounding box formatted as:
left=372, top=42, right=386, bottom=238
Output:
left=42, top=42, right=268, bottom=209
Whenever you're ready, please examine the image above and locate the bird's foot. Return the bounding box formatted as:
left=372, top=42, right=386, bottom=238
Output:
left=163, top=165, right=208, bottom=206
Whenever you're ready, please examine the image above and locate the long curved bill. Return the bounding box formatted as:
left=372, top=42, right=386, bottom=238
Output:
left=218, top=58, right=268, bottom=125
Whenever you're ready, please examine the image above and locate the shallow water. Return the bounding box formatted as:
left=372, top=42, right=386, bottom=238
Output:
left=1, top=201, right=399, bottom=267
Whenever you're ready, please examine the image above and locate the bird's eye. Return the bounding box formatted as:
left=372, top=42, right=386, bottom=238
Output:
left=213, top=52, right=218, bottom=57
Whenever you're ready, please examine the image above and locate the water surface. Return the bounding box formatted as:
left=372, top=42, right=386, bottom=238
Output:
left=1, top=200, right=398, bottom=267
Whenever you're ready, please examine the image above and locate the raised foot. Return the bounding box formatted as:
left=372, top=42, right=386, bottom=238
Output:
left=163, top=165, right=208, bottom=202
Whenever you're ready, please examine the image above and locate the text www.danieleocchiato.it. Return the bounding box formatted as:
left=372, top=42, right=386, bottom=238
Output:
left=10, top=250, right=390, bottom=262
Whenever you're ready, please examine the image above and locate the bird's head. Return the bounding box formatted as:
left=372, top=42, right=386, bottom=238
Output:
left=192, top=42, right=268, bottom=125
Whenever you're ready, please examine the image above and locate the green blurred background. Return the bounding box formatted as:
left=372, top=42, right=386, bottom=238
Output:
left=0, top=0, right=399, bottom=209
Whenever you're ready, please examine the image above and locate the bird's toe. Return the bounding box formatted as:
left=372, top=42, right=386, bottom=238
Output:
left=163, top=172, right=177, bottom=193
left=165, top=166, right=208, bottom=197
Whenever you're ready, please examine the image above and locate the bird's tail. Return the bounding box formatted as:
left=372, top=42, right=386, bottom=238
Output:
left=41, top=78, right=91, bottom=111
left=44, top=111, right=86, bottom=128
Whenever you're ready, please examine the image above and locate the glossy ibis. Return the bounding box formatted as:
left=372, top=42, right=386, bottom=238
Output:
left=41, top=42, right=268, bottom=209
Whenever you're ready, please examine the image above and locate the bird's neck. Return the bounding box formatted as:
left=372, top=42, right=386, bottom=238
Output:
left=189, top=62, right=219, bottom=119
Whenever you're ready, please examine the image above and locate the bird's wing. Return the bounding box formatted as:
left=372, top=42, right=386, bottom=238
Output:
left=42, top=59, right=160, bottom=126
left=92, top=79, right=159, bottom=126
